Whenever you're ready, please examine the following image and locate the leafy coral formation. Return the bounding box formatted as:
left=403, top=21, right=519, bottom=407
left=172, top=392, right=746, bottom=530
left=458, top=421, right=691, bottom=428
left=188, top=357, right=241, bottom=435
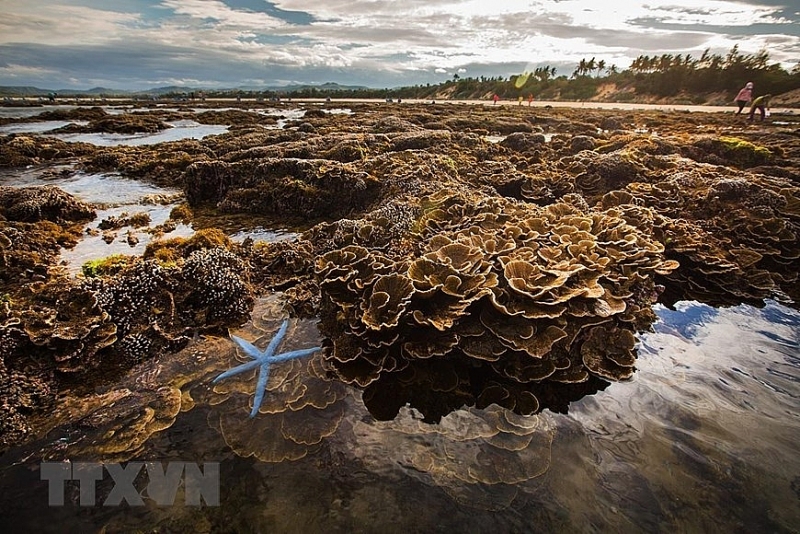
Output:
left=314, top=190, right=675, bottom=417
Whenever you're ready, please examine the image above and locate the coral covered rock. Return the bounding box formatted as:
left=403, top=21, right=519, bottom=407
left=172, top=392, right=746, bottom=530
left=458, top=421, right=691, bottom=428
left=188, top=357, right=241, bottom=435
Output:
left=315, top=191, right=675, bottom=413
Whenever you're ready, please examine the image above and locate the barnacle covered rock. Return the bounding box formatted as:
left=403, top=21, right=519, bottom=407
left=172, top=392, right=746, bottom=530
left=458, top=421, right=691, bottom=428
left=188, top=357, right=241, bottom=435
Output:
left=178, top=247, right=253, bottom=326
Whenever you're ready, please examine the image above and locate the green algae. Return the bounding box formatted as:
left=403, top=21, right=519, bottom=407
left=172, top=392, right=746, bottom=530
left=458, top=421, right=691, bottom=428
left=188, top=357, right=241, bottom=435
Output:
left=81, top=254, right=134, bottom=278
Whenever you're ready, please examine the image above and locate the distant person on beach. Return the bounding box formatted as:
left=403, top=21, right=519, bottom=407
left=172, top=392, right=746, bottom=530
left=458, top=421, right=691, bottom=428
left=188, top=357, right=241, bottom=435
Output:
left=734, top=81, right=754, bottom=114
left=493, top=94, right=500, bottom=105
left=748, top=94, right=771, bottom=121
left=518, top=96, right=523, bottom=106
left=528, top=94, right=534, bottom=106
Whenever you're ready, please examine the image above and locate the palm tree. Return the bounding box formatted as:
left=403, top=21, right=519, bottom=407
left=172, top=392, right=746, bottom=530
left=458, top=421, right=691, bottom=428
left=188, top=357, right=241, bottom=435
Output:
left=573, top=58, right=588, bottom=78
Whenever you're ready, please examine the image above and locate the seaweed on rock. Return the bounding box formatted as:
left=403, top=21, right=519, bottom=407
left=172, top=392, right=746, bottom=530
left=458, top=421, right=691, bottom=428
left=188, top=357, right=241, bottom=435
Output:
left=184, top=157, right=383, bottom=221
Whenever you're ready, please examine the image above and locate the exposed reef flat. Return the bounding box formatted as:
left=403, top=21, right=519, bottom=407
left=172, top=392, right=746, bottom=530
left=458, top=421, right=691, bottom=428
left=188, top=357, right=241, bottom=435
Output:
left=1, top=100, right=798, bottom=449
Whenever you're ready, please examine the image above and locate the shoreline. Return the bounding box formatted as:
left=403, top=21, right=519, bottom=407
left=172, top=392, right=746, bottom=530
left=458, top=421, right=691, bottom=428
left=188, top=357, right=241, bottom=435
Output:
left=2, top=97, right=798, bottom=116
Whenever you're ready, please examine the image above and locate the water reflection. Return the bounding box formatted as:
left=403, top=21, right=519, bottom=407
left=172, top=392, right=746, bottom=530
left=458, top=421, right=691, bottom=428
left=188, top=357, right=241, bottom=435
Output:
left=0, top=168, right=178, bottom=205
left=0, top=120, right=89, bottom=134
left=0, top=105, right=77, bottom=119
left=228, top=226, right=297, bottom=243
left=557, top=299, right=800, bottom=531
left=0, top=296, right=796, bottom=532
left=60, top=202, right=194, bottom=272
left=48, top=120, right=228, bottom=146
left=0, top=167, right=298, bottom=272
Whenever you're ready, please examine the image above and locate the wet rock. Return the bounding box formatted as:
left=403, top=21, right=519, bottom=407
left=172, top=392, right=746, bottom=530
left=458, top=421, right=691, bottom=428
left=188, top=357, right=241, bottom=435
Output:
left=184, top=157, right=383, bottom=221
left=500, top=132, right=547, bottom=152
left=569, top=135, right=596, bottom=153
left=53, top=114, right=170, bottom=134
left=0, top=185, right=95, bottom=223
left=298, top=122, right=316, bottom=133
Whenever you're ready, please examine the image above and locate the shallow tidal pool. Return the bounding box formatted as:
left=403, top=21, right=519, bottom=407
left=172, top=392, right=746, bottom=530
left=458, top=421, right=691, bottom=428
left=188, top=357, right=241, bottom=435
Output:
left=0, top=297, right=797, bottom=533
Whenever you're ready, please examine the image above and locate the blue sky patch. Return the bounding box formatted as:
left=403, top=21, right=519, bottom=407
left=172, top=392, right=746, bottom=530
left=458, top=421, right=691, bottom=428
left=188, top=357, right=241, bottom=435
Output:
left=220, top=0, right=315, bottom=25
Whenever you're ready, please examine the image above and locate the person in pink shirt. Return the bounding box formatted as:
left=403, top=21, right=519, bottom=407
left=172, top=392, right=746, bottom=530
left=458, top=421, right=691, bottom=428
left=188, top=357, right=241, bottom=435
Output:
left=734, top=81, right=754, bottom=114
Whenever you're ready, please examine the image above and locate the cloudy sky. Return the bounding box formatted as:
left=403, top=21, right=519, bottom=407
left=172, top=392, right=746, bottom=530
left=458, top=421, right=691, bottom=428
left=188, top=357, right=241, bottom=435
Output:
left=1, top=0, right=798, bottom=90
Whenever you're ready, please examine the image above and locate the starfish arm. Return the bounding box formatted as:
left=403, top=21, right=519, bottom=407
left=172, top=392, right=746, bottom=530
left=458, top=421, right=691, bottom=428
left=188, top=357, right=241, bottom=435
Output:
left=268, top=346, right=321, bottom=363
left=250, top=362, right=272, bottom=418
left=262, top=319, right=289, bottom=359
left=230, top=335, right=267, bottom=360
left=212, top=359, right=262, bottom=383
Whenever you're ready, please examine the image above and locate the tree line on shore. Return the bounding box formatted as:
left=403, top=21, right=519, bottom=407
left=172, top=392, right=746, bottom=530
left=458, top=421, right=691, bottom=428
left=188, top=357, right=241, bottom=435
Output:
left=251, top=46, right=799, bottom=104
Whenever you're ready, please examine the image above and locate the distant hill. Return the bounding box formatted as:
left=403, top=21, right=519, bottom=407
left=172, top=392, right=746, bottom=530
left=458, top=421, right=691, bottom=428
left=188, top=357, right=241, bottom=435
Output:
left=0, top=82, right=369, bottom=98
left=0, top=86, right=51, bottom=97
left=233, top=82, right=369, bottom=93
left=64, top=87, right=128, bottom=95
left=0, top=85, right=129, bottom=97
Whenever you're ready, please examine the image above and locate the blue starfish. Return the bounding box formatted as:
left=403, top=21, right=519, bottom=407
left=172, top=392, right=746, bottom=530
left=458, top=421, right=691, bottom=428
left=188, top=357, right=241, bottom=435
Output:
left=213, top=319, right=320, bottom=418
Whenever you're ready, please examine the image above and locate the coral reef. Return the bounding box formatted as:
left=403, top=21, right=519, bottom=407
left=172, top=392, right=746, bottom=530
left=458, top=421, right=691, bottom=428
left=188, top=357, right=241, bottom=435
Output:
left=2, top=100, right=799, bottom=454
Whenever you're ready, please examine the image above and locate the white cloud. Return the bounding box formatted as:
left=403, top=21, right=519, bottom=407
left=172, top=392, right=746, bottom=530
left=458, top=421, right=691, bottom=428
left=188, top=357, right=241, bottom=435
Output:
left=159, top=0, right=287, bottom=29
left=0, top=63, right=59, bottom=79
left=0, top=0, right=797, bottom=88
left=0, top=3, right=141, bottom=46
